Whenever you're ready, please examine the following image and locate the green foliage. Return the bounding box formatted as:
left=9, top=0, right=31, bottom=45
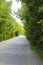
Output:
left=17, top=0, right=43, bottom=50
left=12, top=19, right=25, bottom=36
left=0, top=0, right=11, bottom=41
left=32, top=46, right=43, bottom=60
left=0, top=0, right=24, bottom=41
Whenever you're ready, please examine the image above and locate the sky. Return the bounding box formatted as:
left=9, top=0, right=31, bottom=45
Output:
left=7, top=0, right=22, bottom=25
left=11, top=0, right=21, bottom=12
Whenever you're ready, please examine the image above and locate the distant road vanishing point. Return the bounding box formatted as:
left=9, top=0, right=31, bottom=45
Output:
left=0, top=36, right=43, bottom=65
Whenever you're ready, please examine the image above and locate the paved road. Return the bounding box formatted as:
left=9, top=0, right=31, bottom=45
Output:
left=0, top=36, right=43, bottom=65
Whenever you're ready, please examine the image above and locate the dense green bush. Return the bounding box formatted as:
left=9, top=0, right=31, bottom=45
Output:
left=17, top=0, right=43, bottom=50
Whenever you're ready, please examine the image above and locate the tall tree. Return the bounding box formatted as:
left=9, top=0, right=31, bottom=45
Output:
left=0, top=0, right=24, bottom=41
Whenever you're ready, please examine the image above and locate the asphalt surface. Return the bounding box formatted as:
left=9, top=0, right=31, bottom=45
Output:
left=0, top=36, right=43, bottom=65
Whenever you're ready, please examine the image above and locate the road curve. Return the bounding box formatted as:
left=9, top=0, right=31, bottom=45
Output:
left=0, top=36, right=43, bottom=65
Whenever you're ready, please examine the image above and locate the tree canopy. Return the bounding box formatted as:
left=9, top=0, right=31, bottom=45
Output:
left=0, top=0, right=24, bottom=41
